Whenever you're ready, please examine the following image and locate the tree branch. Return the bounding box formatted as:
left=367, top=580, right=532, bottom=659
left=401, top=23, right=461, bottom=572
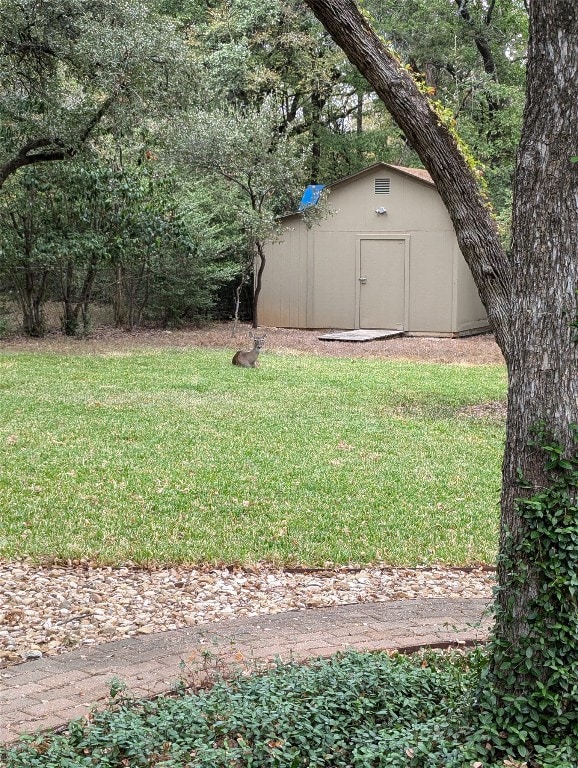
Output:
left=303, top=0, right=512, bottom=358
left=455, top=0, right=498, bottom=78
left=485, top=0, right=497, bottom=27
left=0, top=93, right=117, bottom=189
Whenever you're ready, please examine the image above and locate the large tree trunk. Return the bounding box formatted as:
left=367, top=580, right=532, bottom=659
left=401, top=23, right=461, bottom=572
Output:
left=304, top=0, right=578, bottom=751
left=491, top=0, right=578, bottom=734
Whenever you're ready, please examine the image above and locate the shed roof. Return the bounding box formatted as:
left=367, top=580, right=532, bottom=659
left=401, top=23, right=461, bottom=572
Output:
left=390, top=165, right=434, bottom=184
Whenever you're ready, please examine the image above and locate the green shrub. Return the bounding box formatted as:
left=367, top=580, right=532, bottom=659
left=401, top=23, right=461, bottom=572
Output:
left=0, top=650, right=480, bottom=768
left=3, top=649, right=575, bottom=766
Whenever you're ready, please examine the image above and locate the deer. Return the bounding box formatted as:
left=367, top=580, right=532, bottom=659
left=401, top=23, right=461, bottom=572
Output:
left=232, top=332, right=267, bottom=368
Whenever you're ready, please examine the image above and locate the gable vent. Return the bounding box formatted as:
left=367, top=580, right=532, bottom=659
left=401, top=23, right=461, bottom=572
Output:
left=374, top=177, right=391, bottom=194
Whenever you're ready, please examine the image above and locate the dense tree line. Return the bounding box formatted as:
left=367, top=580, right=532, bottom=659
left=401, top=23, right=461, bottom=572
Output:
left=0, top=0, right=526, bottom=336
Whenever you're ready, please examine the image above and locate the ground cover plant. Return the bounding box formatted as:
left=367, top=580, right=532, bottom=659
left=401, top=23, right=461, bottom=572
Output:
left=2, top=649, right=574, bottom=767
left=0, top=348, right=505, bottom=566
left=0, top=649, right=496, bottom=768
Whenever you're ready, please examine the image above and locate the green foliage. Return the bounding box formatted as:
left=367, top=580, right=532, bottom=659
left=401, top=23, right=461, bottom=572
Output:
left=0, top=650, right=490, bottom=768
left=176, top=98, right=315, bottom=322
left=477, top=424, right=578, bottom=765
left=179, top=99, right=307, bottom=223
left=0, top=305, right=9, bottom=338
left=8, top=645, right=572, bottom=767
left=188, top=0, right=398, bottom=184
left=0, top=154, right=231, bottom=334
left=0, top=0, right=208, bottom=331
left=364, top=0, right=527, bottom=220
left=0, top=0, right=190, bottom=177
left=0, top=350, right=505, bottom=565
left=190, top=0, right=340, bottom=110
left=0, top=168, right=64, bottom=336
left=92, top=155, right=231, bottom=329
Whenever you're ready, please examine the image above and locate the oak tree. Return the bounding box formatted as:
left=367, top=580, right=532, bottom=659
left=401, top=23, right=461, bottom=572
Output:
left=177, top=101, right=311, bottom=328
left=0, top=0, right=188, bottom=190
left=304, top=0, right=578, bottom=759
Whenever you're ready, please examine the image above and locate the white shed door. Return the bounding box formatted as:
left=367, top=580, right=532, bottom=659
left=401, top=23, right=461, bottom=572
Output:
left=359, top=238, right=405, bottom=329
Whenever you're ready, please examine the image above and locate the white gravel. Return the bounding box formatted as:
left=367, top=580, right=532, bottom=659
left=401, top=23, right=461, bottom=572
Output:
left=0, top=561, right=494, bottom=667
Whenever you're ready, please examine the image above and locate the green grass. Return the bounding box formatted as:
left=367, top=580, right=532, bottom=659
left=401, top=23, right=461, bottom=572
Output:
left=0, top=348, right=506, bottom=566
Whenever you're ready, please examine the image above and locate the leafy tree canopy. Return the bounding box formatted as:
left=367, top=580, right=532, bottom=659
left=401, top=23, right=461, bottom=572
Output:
left=0, top=0, right=192, bottom=186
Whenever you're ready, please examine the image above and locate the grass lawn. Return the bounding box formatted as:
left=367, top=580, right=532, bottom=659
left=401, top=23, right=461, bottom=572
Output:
left=0, top=347, right=506, bottom=566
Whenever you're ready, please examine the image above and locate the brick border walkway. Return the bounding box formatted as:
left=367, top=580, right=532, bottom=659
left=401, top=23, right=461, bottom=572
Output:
left=0, top=598, right=492, bottom=745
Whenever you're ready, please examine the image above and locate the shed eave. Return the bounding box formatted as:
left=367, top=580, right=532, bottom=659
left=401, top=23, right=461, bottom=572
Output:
left=326, top=161, right=435, bottom=190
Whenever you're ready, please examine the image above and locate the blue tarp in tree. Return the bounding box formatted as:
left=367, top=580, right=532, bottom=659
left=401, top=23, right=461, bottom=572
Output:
left=298, top=184, right=325, bottom=211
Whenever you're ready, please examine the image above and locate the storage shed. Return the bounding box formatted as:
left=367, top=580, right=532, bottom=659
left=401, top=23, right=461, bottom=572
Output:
left=259, top=162, right=489, bottom=336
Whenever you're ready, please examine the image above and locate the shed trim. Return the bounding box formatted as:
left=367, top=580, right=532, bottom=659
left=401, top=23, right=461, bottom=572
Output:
left=328, top=162, right=434, bottom=191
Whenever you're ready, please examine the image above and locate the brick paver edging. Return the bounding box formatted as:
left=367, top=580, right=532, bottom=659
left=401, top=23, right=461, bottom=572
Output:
left=0, top=597, right=492, bottom=745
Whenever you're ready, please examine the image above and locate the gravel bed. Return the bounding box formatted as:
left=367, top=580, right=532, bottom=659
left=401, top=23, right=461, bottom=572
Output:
left=0, top=561, right=494, bottom=667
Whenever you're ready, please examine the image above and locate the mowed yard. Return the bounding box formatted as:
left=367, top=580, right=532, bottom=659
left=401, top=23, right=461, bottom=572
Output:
left=0, top=328, right=507, bottom=567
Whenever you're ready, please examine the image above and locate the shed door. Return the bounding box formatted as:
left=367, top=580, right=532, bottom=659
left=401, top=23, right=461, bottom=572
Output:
left=359, top=238, right=405, bottom=329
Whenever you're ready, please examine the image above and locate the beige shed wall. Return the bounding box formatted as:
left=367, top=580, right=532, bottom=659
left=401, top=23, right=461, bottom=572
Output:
left=454, top=239, right=489, bottom=333
left=259, top=223, right=308, bottom=328
left=310, top=230, right=358, bottom=328
left=261, top=164, right=489, bottom=335
left=315, top=168, right=454, bottom=235
left=407, top=230, right=454, bottom=333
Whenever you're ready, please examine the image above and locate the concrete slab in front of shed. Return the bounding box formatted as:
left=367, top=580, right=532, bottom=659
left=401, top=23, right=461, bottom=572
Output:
left=318, top=329, right=404, bottom=342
